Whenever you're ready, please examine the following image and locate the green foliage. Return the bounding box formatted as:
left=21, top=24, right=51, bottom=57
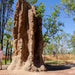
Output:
left=73, top=17, right=75, bottom=21
left=44, top=44, right=55, bottom=54
left=61, top=0, right=75, bottom=16
left=60, top=32, right=71, bottom=53
left=4, top=17, right=13, bottom=39
left=51, top=4, right=60, bottom=18
left=0, top=0, right=14, bottom=49
left=3, top=17, right=13, bottom=48
left=26, top=0, right=37, bottom=5
left=5, top=17, right=13, bottom=32
left=61, top=0, right=75, bottom=21
left=43, top=34, right=49, bottom=43
left=36, top=2, right=45, bottom=17
left=4, top=34, right=11, bottom=39
left=43, top=5, right=64, bottom=43
left=26, top=0, right=45, bottom=17
left=44, top=32, right=71, bottom=55
left=70, top=31, right=75, bottom=48
left=71, top=49, right=75, bottom=54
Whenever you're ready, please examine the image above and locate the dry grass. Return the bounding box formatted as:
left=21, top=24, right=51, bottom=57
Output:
left=42, top=54, right=75, bottom=64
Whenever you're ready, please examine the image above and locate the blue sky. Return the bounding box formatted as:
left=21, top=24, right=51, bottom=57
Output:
left=13, top=0, right=75, bottom=35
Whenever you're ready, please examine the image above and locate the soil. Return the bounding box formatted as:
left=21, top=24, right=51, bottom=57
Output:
left=0, top=63, right=75, bottom=75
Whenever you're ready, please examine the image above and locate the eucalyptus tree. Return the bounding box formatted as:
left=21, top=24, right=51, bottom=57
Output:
left=69, top=31, right=75, bottom=54
left=43, top=5, right=64, bottom=43
left=0, top=0, right=14, bottom=50
left=4, top=17, right=13, bottom=64
left=61, top=0, right=75, bottom=20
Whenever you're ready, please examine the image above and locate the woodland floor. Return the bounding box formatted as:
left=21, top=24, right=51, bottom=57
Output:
left=0, top=63, right=75, bottom=75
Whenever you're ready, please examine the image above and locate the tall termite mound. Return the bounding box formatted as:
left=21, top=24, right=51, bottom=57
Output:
left=7, top=0, right=46, bottom=71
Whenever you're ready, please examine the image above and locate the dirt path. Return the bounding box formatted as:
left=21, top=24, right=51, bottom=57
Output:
left=0, top=68, right=75, bottom=75
left=0, top=64, right=75, bottom=75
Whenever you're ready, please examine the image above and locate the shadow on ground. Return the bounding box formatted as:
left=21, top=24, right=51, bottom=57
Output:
left=1, top=63, right=75, bottom=71
left=45, top=63, right=75, bottom=71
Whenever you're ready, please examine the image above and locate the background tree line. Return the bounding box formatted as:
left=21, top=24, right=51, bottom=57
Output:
left=0, top=0, right=75, bottom=64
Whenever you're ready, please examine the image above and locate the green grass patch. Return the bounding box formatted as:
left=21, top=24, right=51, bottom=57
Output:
left=2, top=60, right=11, bottom=65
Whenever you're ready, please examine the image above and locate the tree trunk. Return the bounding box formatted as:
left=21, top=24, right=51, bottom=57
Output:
left=8, top=47, right=9, bottom=60
left=0, top=5, right=1, bottom=43
left=10, top=46, right=12, bottom=63
left=0, top=0, right=2, bottom=45
left=1, top=0, right=6, bottom=50
left=5, top=40, right=9, bottom=64
left=7, top=0, right=46, bottom=72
